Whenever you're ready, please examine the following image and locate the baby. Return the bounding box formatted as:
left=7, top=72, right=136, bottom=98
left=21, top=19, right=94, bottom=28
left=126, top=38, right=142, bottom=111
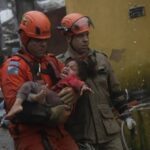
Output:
left=6, top=59, right=93, bottom=119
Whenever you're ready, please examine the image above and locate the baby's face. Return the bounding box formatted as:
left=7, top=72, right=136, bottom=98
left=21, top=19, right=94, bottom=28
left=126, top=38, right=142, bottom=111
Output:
left=60, top=60, right=78, bottom=79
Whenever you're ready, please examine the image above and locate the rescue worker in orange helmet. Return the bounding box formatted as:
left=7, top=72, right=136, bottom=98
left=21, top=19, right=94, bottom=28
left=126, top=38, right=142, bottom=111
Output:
left=0, top=10, right=79, bottom=150
left=57, top=12, right=136, bottom=150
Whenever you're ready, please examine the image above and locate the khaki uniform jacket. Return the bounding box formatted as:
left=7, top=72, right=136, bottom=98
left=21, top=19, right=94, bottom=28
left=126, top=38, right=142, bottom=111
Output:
left=57, top=50, right=121, bottom=144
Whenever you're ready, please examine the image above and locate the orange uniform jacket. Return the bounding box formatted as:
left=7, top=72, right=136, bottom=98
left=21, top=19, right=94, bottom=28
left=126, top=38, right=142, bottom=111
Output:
left=0, top=52, right=78, bottom=150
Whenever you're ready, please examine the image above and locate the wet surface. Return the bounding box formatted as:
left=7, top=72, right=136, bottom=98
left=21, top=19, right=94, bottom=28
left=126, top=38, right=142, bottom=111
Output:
left=0, top=107, right=14, bottom=150
left=0, top=128, right=14, bottom=150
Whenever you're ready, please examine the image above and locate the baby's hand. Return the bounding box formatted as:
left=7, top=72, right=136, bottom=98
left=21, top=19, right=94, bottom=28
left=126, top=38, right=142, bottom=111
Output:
left=80, top=84, right=94, bottom=95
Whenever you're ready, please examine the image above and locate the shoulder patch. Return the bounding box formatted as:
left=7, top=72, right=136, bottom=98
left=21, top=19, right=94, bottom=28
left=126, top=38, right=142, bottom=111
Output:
left=7, top=66, right=19, bottom=75
left=7, top=60, right=20, bottom=75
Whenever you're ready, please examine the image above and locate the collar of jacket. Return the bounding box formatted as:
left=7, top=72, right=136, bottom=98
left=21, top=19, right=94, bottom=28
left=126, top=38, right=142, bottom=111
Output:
left=65, top=48, right=91, bottom=60
left=18, top=48, right=46, bottom=63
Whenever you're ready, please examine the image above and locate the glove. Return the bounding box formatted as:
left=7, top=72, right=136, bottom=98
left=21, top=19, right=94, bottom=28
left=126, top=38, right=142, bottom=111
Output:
left=58, top=87, right=78, bottom=106
left=50, top=104, right=71, bottom=123
left=125, top=117, right=136, bottom=130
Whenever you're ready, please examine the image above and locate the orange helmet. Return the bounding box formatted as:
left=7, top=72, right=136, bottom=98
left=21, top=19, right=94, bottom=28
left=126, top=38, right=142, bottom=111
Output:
left=58, top=13, right=94, bottom=35
left=19, top=10, right=51, bottom=39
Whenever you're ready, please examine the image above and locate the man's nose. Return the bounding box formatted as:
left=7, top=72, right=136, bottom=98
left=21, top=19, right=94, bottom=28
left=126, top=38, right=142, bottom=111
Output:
left=83, top=35, right=89, bottom=42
